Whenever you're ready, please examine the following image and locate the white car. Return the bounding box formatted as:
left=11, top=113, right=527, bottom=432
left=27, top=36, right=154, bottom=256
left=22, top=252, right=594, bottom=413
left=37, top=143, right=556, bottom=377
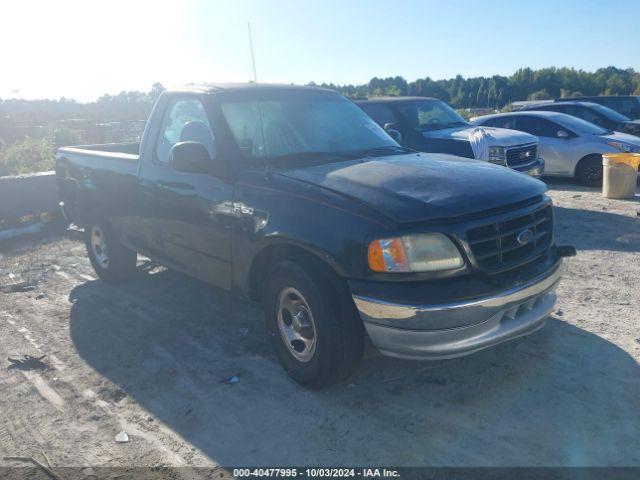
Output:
left=472, top=110, right=640, bottom=186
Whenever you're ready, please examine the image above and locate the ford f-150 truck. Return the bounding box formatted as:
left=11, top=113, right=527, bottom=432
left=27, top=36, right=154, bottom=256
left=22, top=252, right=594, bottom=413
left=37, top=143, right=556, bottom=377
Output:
left=56, top=84, right=572, bottom=388
left=356, top=97, right=545, bottom=177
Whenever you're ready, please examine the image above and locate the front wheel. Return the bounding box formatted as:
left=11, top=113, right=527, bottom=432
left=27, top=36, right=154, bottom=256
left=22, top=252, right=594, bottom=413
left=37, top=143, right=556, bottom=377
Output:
left=84, top=210, right=137, bottom=283
left=575, top=155, right=603, bottom=187
left=263, top=261, right=364, bottom=389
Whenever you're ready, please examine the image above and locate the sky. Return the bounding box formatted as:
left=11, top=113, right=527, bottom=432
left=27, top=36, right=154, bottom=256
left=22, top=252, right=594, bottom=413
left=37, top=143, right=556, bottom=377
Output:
left=2, top=0, right=639, bottom=101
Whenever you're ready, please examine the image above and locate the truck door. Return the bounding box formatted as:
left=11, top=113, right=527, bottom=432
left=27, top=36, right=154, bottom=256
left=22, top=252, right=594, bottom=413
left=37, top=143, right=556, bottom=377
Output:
left=138, top=96, right=234, bottom=290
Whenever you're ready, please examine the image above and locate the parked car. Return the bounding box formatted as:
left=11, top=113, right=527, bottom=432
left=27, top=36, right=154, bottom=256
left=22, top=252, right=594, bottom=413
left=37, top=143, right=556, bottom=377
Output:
left=56, top=84, right=573, bottom=388
left=472, top=110, right=640, bottom=186
left=356, top=97, right=544, bottom=177
left=556, top=95, right=640, bottom=120
left=521, top=100, right=640, bottom=137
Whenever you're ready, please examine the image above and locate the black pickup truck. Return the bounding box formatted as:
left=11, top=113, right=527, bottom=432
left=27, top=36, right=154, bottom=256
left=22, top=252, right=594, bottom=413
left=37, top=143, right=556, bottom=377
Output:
left=56, top=84, right=570, bottom=388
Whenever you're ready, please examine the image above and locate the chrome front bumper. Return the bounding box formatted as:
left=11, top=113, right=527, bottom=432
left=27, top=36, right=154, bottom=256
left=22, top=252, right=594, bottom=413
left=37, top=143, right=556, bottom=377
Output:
left=516, top=158, right=545, bottom=178
left=352, top=261, right=562, bottom=360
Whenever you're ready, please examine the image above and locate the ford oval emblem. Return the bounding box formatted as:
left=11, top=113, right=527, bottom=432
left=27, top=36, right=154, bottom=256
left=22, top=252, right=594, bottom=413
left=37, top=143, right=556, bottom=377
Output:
left=516, top=228, right=534, bottom=246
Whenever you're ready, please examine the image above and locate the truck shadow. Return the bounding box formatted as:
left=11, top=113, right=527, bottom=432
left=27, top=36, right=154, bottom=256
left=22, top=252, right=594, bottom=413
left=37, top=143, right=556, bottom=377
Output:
left=68, top=270, right=640, bottom=466
left=543, top=176, right=640, bottom=195
left=554, top=205, right=640, bottom=252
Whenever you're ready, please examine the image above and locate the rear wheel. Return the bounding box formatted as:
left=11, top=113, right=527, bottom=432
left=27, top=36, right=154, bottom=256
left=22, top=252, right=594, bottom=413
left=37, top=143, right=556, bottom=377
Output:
left=575, top=154, right=603, bottom=187
left=263, top=260, right=364, bottom=389
left=84, top=210, right=137, bottom=283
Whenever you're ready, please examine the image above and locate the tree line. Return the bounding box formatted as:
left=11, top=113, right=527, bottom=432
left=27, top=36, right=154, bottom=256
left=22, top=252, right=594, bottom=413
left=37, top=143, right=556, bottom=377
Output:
left=314, top=66, right=640, bottom=108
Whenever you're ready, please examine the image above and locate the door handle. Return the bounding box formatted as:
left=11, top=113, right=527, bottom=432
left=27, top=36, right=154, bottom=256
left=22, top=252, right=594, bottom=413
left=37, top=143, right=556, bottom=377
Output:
left=140, top=178, right=157, bottom=188
left=157, top=180, right=196, bottom=191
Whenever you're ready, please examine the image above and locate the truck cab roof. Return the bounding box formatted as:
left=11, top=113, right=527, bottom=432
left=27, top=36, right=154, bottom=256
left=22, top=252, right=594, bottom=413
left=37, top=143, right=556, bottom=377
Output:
left=166, top=83, right=336, bottom=96
left=355, top=96, right=439, bottom=104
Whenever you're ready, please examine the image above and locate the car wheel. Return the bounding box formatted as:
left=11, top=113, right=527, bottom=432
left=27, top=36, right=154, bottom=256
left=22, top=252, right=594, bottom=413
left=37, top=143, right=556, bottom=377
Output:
left=263, top=260, right=364, bottom=389
left=84, top=210, right=137, bottom=283
left=575, top=154, right=603, bottom=187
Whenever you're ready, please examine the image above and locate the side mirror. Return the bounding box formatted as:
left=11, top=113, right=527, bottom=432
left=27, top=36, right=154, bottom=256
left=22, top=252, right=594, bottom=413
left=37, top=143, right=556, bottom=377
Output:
left=557, top=130, right=570, bottom=139
left=170, top=141, right=212, bottom=174
left=384, top=123, right=402, bottom=143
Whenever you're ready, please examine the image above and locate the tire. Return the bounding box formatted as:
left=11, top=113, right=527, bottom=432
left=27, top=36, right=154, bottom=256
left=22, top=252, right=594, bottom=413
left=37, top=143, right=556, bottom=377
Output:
left=84, top=209, right=137, bottom=283
left=575, top=154, right=603, bottom=187
left=263, top=260, right=364, bottom=389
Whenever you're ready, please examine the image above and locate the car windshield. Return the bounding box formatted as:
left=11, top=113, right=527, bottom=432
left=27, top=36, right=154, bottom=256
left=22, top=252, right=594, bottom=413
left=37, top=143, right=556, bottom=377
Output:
left=590, top=103, right=630, bottom=122
left=218, top=90, right=400, bottom=164
left=397, top=99, right=469, bottom=131
left=557, top=113, right=611, bottom=135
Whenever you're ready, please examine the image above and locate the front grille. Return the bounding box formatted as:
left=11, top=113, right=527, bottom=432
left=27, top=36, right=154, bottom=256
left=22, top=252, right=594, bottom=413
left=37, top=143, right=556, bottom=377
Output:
left=506, top=143, right=537, bottom=167
left=466, top=205, right=553, bottom=272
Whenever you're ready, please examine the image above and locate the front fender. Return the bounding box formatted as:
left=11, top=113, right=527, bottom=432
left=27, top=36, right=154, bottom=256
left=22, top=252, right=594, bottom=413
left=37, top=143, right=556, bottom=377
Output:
left=231, top=172, right=395, bottom=295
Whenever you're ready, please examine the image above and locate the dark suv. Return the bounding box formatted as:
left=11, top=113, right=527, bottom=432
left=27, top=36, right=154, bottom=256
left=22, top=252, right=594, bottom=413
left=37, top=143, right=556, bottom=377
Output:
left=522, top=100, right=640, bottom=137
left=356, top=97, right=544, bottom=177
left=556, top=95, right=640, bottom=120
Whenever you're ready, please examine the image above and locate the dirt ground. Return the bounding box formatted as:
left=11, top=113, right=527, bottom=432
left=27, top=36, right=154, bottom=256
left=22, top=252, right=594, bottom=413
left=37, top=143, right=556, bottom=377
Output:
left=0, top=180, right=639, bottom=471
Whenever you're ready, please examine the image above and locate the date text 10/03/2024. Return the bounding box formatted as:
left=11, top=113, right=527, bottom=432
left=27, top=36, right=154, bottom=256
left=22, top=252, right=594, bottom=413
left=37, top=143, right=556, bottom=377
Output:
left=233, top=468, right=401, bottom=478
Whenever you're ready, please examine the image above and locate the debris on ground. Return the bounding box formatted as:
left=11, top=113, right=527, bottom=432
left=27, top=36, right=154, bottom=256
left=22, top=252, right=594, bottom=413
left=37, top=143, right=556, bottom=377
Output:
left=220, top=374, right=240, bottom=385
left=7, top=354, right=49, bottom=371
left=3, top=454, right=64, bottom=480
left=238, top=327, right=249, bottom=337
left=1, top=281, right=36, bottom=293
left=99, top=386, right=127, bottom=403
left=115, top=431, right=130, bottom=443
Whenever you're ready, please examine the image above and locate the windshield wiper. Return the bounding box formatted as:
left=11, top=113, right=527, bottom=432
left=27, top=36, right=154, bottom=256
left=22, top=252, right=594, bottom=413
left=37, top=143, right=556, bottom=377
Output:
left=267, top=151, right=358, bottom=166
left=419, top=121, right=467, bottom=131
left=264, top=145, right=413, bottom=167
left=353, top=145, right=414, bottom=157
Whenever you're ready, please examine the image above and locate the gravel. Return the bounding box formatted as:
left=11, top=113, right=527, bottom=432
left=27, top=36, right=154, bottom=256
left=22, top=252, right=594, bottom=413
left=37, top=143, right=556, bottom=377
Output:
left=0, top=180, right=638, bottom=468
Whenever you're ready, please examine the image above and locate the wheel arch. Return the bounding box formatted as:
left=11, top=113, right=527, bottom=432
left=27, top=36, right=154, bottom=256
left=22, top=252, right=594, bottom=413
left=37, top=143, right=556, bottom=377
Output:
left=246, top=239, right=349, bottom=303
left=574, top=152, right=603, bottom=176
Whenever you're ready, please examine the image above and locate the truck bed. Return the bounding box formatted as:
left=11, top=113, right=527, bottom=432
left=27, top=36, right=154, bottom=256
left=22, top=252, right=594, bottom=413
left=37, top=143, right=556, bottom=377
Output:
left=55, top=142, right=142, bottom=225
left=57, top=141, right=140, bottom=160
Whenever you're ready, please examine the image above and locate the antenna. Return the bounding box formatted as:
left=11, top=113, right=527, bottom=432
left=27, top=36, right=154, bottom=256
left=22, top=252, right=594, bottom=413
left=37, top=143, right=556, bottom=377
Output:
left=248, top=22, right=258, bottom=83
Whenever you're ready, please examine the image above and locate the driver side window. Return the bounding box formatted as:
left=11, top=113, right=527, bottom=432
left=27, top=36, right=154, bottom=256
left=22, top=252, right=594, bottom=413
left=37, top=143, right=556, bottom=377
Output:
left=155, top=99, right=216, bottom=164
left=514, top=116, right=559, bottom=137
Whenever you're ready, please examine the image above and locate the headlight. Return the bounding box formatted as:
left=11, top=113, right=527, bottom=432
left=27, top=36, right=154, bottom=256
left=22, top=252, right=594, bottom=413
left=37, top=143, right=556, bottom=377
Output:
left=488, top=146, right=506, bottom=165
left=368, top=233, right=464, bottom=273
left=607, top=141, right=640, bottom=153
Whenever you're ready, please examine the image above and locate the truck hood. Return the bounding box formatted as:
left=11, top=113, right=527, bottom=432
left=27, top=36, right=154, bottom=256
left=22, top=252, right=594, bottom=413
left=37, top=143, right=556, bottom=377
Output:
left=277, top=153, right=547, bottom=224
left=424, top=126, right=537, bottom=146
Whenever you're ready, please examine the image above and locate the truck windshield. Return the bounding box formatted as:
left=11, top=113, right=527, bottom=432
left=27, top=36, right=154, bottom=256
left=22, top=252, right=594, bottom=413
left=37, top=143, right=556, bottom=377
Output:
left=398, top=99, right=469, bottom=131
left=219, top=90, right=399, bottom=163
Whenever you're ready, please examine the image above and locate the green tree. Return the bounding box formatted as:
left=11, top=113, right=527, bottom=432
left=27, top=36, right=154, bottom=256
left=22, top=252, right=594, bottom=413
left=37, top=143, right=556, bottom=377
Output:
left=0, top=137, right=54, bottom=176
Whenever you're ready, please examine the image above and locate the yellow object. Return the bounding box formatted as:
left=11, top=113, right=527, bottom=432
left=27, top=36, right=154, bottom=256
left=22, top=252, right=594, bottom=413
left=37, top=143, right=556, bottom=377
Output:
left=602, top=153, right=639, bottom=199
